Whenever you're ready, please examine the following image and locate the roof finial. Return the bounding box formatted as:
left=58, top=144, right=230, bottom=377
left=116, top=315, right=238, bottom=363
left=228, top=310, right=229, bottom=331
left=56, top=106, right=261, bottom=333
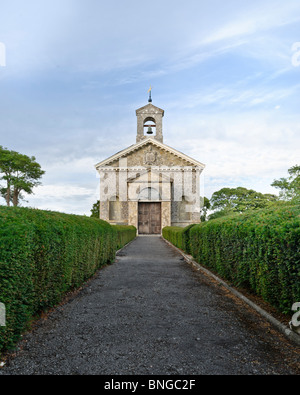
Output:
left=148, top=85, right=152, bottom=103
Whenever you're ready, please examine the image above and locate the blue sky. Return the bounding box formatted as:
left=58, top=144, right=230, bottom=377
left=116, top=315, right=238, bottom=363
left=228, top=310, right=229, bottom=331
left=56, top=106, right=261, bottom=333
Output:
left=0, top=0, right=299, bottom=215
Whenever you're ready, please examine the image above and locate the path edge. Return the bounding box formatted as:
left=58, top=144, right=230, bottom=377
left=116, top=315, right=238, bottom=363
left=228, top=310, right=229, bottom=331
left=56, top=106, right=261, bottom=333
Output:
left=162, top=237, right=300, bottom=347
left=115, top=236, right=137, bottom=256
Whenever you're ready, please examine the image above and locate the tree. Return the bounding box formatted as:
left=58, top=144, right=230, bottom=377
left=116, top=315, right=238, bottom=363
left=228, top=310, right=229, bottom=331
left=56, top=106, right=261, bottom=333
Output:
left=90, top=200, right=100, bottom=218
left=0, top=146, right=14, bottom=206
left=271, top=164, right=300, bottom=202
left=200, top=196, right=211, bottom=222
left=208, top=187, right=278, bottom=219
left=0, top=146, right=45, bottom=207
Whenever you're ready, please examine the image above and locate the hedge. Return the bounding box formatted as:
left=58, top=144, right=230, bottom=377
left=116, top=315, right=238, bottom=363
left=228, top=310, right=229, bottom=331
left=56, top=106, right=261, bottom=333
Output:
left=113, top=225, right=137, bottom=250
left=0, top=206, right=136, bottom=354
left=162, top=224, right=196, bottom=254
left=163, top=204, right=300, bottom=315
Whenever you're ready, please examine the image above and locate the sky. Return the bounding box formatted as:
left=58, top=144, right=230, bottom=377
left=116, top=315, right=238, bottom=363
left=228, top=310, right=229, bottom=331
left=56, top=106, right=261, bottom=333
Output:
left=0, top=0, right=299, bottom=215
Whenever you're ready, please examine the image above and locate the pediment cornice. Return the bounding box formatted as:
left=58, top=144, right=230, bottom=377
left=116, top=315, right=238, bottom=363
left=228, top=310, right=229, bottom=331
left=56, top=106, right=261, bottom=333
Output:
left=95, top=138, right=205, bottom=170
left=136, top=103, right=164, bottom=115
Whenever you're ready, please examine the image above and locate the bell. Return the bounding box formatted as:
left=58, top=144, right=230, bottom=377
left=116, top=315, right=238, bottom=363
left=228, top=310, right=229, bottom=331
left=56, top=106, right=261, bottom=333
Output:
left=147, top=126, right=153, bottom=135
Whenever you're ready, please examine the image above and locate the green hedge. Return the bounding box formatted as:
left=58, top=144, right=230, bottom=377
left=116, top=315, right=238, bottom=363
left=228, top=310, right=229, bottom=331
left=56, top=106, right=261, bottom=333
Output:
left=113, top=225, right=137, bottom=250
left=0, top=206, right=136, bottom=354
left=163, top=205, right=300, bottom=315
left=162, top=224, right=196, bottom=254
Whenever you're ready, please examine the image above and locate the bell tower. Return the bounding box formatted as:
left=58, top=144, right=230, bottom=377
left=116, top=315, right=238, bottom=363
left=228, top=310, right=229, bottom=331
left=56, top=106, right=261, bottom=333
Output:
left=136, top=89, right=164, bottom=143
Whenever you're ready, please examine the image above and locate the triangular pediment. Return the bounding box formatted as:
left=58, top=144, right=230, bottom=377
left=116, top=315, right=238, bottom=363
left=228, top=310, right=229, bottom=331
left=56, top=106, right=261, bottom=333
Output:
left=95, top=138, right=205, bottom=170
left=136, top=103, right=164, bottom=116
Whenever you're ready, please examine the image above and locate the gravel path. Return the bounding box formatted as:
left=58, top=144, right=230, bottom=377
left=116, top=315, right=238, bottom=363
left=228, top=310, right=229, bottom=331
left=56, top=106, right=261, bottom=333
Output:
left=0, top=236, right=299, bottom=375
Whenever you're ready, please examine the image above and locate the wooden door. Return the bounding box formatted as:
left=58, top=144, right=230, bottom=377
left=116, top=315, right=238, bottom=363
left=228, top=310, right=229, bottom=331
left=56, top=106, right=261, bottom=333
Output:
left=138, top=202, right=161, bottom=234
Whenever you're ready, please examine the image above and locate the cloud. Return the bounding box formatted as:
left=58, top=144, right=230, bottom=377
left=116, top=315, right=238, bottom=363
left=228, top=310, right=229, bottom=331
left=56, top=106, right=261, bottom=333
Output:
left=0, top=0, right=299, bottom=215
left=27, top=184, right=99, bottom=216
left=165, top=78, right=300, bottom=112
left=201, top=1, right=300, bottom=45
left=32, top=185, right=93, bottom=198
left=164, top=108, right=300, bottom=199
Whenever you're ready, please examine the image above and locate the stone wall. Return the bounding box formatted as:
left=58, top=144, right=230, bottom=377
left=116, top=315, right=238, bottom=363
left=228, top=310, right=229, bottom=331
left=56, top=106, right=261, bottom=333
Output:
left=98, top=142, right=203, bottom=231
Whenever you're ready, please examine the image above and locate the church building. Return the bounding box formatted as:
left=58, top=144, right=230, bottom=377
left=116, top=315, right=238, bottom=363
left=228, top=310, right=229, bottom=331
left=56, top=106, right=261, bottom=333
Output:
left=95, top=92, right=205, bottom=235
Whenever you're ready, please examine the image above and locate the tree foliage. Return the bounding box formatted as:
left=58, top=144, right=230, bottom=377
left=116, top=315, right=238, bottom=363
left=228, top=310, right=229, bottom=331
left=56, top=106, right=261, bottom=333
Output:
left=200, top=196, right=210, bottom=222
left=208, top=187, right=278, bottom=219
left=0, top=146, right=45, bottom=206
left=271, top=164, right=300, bottom=202
left=90, top=200, right=100, bottom=218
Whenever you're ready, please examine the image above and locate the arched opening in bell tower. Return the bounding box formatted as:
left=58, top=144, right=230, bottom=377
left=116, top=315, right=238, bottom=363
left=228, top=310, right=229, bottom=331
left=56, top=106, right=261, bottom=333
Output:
left=143, top=117, right=156, bottom=137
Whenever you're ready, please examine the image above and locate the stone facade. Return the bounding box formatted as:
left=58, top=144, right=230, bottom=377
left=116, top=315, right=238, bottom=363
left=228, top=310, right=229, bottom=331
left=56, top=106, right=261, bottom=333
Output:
left=95, top=100, right=205, bottom=234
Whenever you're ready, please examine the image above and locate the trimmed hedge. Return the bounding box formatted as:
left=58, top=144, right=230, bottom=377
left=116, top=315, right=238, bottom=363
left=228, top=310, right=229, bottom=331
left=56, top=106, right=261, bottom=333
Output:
left=163, top=205, right=300, bottom=315
left=113, top=225, right=137, bottom=250
left=0, top=206, right=136, bottom=354
left=162, top=224, right=196, bottom=254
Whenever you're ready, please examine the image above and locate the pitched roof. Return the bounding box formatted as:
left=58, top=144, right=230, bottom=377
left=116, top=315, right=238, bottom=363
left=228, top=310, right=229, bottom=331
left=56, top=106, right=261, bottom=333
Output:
left=95, top=137, right=205, bottom=169
left=136, top=103, right=164, bottom=115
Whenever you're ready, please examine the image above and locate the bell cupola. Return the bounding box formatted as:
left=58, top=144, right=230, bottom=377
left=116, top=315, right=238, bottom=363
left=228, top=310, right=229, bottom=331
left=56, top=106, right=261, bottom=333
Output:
left=136, top=88, right=164, bottom=143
